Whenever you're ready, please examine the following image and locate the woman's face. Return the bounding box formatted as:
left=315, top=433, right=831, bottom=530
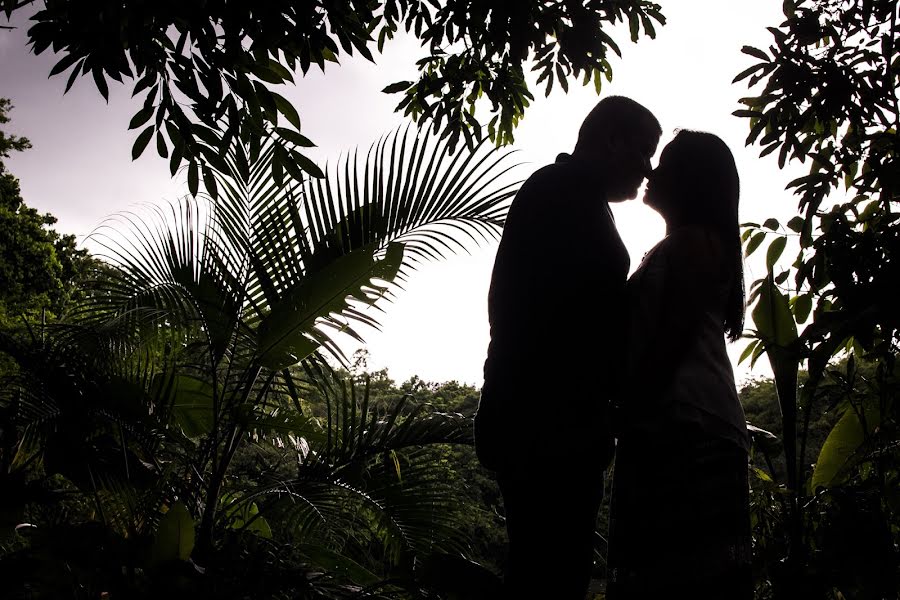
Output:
left=643, top=142, right=680, bottom=217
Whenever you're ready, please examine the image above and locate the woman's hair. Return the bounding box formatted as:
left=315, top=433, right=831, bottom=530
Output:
left=664, top=129, right=745, bottom=341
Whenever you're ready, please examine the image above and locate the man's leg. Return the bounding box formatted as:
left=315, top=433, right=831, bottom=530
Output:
left=498, top=467, right=604, bottom=599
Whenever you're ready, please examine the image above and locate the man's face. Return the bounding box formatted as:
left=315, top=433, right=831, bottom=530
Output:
left=606, top=124, right=660, bottom=203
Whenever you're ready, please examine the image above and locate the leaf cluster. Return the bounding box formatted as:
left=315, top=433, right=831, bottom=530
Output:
left=12, top=0, right=665, bottom=187
left=0, top=124, right=519, bottom=598
left=380, top=0, right=665, bottom=149
left=735, top=0, right=899, bottom=371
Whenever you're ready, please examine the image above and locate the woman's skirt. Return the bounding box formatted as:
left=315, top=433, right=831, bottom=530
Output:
left=606, top=432, right=753, bottom=599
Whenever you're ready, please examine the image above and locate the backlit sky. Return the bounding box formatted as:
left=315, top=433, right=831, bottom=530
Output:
left=1, top=1, right=804, bottom=385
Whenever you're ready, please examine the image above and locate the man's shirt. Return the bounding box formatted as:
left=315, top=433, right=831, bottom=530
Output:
left=475, top=153, right=630, bottom=470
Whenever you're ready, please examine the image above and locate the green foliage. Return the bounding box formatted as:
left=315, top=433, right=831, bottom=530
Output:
left=151, top=501, right=196, bottom=564
left=10, top=0, right=665, bottom=187
left=257, top=242, right=406, bottom=370
left=744, top=358, right=899, bottom=599
left=735, top=2, right=900, bottom=596
left=0, top=125, right=518, bottom=598
left=0, top=98, right=94, bottom=379
left=735, top=0, right=898, bottom=370
left=0, top=98, right=31, bottom=158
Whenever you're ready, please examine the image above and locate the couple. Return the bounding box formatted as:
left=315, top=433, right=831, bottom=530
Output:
left=475, top=96, right=752, bottom=599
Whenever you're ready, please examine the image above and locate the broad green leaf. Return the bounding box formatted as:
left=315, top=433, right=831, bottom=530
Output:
left=744, top=231, right=766, bottom=257
left=791, top=293, right=813, bottom=324
left=150, top=501, right=194, bottom=563
left=766, top=236, right=787, bottom=271
left=246, top=515, right=272, bottom=538
left=752, top=276, right=797, bottom=347
left=811, top=403, right=881, bottom=490
left=257, top=242, right=405, bottom=370
left=222, top=497, right=273, bottom=539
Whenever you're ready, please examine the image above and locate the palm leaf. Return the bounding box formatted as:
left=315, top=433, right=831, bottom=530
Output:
left=211, top=124, right=521, bottom=367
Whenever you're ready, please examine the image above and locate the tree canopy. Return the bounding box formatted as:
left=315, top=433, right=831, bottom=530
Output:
left=0, top=98, right=89, bottom=324
left=7, top=0, right=664, bottom=195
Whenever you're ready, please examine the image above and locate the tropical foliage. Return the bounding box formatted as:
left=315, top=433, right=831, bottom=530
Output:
left=3, top=0, right=899, bottom=596
left=0, top=125, right=519, bottom=598
left=734, top=0, right=899, bottom=597
left=6, top=0, right=664, bottom=188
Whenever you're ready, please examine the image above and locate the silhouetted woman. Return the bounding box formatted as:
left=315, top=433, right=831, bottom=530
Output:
left=607, top=130, right=752, bottom=599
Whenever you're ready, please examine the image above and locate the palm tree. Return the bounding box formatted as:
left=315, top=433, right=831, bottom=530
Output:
left=0, top=126, right=519, bottom=598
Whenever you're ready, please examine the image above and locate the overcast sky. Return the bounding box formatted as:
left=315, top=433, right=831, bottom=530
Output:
left=1, top=1, right=803, bottom=385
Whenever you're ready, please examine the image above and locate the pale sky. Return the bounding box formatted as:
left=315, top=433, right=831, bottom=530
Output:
left=1, top=1, right=803, bottom=386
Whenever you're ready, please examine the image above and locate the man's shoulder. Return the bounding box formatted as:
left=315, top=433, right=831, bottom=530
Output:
left=513, top=158, right=586, bottom=207
left=520, top=161, right=569, bottom=191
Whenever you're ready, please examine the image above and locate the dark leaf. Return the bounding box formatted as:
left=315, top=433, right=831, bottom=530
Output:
left=91, top=67, right=109, bottom=101
left=132, top=126, right=155, bottom=160
left=741, top=46, right=770, bottom=61
left=128, top=106, right=154, bottom=130
left=382, top=81, right=413, bottom=94
left=187, top=160, right=199, bottom=196
left=291, top=150, right=324, bottom=178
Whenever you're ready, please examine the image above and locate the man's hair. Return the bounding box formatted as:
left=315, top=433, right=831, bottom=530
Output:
left=573, top=96, right=661, bottom=154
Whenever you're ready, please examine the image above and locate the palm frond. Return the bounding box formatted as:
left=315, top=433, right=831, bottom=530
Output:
left=243, top=369, right=472, bottom=566
left=77, top=199, right=246, bottom=365
left=211, top=124, right=521, bottom=367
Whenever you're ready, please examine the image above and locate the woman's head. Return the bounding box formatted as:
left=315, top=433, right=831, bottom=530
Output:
left=646, top=130, right=745, bottom=340
left=644, top=130, right=740, bottom=228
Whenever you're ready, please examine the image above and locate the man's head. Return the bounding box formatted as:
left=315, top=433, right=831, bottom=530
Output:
left=572, top=96, right=661, bottom=203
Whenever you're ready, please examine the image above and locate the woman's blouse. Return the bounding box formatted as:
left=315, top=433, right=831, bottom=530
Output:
left=623, top=234, right=751, bottom=452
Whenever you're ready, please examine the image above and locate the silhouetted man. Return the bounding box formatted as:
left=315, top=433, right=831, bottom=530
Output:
left=475, top=96, right=661, bottom=599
